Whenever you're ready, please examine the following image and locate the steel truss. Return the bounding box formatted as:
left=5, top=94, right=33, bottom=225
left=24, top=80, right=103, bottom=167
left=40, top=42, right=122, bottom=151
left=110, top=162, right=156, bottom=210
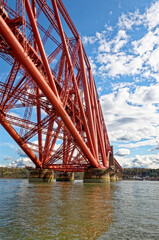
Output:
left=0, top=0, right=122, bottom=172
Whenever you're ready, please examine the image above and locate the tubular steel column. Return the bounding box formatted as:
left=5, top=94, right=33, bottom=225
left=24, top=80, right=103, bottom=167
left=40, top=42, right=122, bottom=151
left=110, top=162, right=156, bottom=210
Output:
left=52, top=0, right=97, bottom=159
left=78, top=40, right=99, bottom=161
left=89, top=68, right=109, bottom=168
left=31, top=0, right=43, bottom=164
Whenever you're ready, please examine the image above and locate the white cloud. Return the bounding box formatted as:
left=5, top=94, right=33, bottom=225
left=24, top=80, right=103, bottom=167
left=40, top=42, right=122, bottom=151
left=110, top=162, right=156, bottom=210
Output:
left=113, top=30, right=129, bottom=52
left=129, top=84, right=159, bottom=104
left=8, top=158, right=35, bottom=168
left=100, top=84, right=159, bottom=143
left=146, top=1, right=159, bottom=30
left=106, top=26, right=113, bottom=32
left=82, top=36, right=97, bottom=45
left=97, top=52, right=143, bottom=77
left=118, top=154, right=159, bottom=169
left=118, top=10, right=143, bottom=30
left=132, top=30, right=159, bottom=56
left=133, top=156, right=153, bottom=168
left=96, top=29, right=128, bottom=54
left=149, top=140, right=159, bottom=151
left=115, top=148, right=130, bottom=156
left=148, top=47, right=159, bottom=72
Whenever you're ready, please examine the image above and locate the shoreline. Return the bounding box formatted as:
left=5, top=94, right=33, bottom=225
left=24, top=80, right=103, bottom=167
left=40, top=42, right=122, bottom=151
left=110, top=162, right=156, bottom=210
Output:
left=0, top=177, right=159, bottom=181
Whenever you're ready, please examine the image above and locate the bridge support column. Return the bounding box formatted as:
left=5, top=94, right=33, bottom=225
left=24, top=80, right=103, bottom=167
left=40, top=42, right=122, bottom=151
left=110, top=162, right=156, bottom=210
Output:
left=56, top=172, right=74, bottom=181
left=109, top=146, right=115, bottom=169
left=83, top=168, right=110, bottom=183
left=117, top=171, right=122, bottom=180
left=29, top=169, right=54, bottom=183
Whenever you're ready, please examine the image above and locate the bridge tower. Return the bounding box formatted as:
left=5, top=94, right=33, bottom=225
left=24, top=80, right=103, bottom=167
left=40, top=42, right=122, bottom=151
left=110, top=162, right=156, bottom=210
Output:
left=0, top=0, right=122, bottom=182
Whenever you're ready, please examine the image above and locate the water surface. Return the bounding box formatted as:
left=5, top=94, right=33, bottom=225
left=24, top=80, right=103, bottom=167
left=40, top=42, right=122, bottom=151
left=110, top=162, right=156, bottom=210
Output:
left=0, top=180, right=159, bottom=239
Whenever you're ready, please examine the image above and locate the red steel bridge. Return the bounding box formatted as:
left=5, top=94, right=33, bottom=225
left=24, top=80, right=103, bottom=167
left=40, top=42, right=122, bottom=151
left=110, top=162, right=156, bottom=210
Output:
left=0, top=0, right=122, bottom=174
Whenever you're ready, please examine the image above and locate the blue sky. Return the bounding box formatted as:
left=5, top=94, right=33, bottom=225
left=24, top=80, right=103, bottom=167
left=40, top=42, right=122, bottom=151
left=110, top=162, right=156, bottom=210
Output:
left=1, top=0, right=159, bottom=168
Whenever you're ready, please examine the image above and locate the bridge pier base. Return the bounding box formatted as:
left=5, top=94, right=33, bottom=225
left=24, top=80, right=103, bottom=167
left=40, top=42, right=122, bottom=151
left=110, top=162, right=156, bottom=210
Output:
left=110, top=173, right=118, bottom=182
left=29, top=169, right=54, bottom=183
left=83, top=168, right=110, bottom=183
left=56, top=172, right=74, bottom=181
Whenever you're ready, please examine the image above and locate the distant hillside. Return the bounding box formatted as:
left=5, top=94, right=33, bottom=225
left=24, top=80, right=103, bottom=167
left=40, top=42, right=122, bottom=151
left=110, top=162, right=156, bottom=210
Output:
left=123, top=168, right=159, bottom=180
left=0, top=167, right=29, bottom=179
left=0, top=167, right=84, bottom=179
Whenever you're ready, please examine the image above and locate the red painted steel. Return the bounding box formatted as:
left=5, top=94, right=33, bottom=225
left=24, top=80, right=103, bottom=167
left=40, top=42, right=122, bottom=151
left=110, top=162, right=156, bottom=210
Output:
left=0, top=0, right=122, bottom=172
